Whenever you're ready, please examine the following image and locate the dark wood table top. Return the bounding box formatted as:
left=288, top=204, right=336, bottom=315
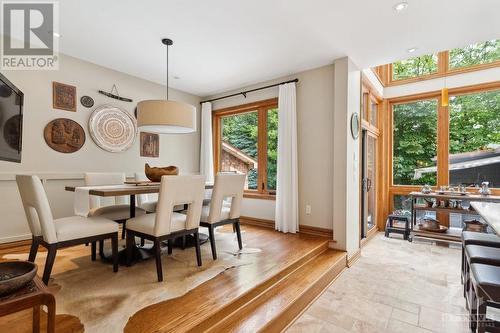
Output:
left=65, top=183, right=213, bottom=197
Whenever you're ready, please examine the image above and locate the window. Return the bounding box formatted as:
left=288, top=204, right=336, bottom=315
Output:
left=214, top=98, right=278, bottom=198
left=449, top=89, right=500, bottom=187
left=450, top=39, right=500, bottom=70
left=392, top=54, right=438, bottom=81
left=392, top=99, right=438, bottom=185
left=374, top=39, right=500, bottom=87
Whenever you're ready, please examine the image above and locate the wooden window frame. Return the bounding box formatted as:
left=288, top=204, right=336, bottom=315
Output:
left=374, top=49, right=500, bottom=87
left=380, top=81, right=500, bottom=227
left=212, top=98, right=278, bottom=200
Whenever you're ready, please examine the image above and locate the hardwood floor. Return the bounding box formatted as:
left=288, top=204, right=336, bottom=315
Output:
left=0, top=224, right=344, bottom=333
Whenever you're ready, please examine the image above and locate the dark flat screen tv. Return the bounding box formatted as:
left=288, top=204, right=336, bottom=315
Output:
left=0, top=72, right=23, bottom=163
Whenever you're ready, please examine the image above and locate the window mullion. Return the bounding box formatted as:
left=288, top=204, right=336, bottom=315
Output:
left=257, top=108, right=268, bottom=194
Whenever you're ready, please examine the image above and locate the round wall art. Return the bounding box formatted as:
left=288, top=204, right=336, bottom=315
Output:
left=88, top=104, right=137, bottom=153
left=44, top=118, right=85, bottom=153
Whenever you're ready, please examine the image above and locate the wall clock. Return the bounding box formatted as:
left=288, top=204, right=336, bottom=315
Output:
left=351, top=112, right=360, bottom=140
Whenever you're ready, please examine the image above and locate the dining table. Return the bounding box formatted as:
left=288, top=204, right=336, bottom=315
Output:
left=65, top=183, right=214, bottom=265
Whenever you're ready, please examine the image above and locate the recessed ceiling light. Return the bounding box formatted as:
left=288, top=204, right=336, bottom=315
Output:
left=393, top=1, right=408, bottom=12
left=407, top=47, right=417, bottom=53
left=173, top=76, right=180, bottom=80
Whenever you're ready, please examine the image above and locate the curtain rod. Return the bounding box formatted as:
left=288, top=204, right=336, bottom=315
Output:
left=200, top=78, right=298, bottom=104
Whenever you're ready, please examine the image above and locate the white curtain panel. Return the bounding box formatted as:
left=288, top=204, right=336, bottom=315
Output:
left=200, top=102, right=214, bottom=184
left=275, top=82, right=299, bottom=233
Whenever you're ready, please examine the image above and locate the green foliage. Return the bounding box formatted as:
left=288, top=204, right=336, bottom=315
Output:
left=393, top=54, right=438, bottom=80
left=450, top=39, right=500, bottom=69
left=393, top=100, right=437, bottom=185
left=222, top=112, right=258, bottom=189
left=393, top=90, right=500, bottom=187
left=267, top=109, right=278, bottom=190
left=221, top=110, right=279, bottom=190
left=449, top=91, right=500, bottom=153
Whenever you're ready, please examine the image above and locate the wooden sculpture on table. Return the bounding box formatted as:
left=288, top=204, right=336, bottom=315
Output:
left=145, top=163, right=178, bottom=182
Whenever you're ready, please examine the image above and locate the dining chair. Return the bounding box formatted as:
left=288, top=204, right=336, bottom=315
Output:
left=125, top=175, right=205, bottom=282
left=16, top=175, right=119, bottom=285
left=134, top=172, right=158, bottom=213
left=85, top=172, right=146, bottom=239
left=199, top=173, right=246, bottom=260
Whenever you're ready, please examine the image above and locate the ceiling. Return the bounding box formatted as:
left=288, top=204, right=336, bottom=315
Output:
left=28, top=0, right=500, bottom=96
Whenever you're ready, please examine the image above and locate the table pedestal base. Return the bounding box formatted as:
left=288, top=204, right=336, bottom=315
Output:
left=99, top=233, right=209, bottom=266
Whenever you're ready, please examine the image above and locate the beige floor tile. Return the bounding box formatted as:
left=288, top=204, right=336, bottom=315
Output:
left=387, top=319, right=433, bottom=333
left=286, top=233, right=467, bottom=333
left=418, top=306, right=469, bottom=333
left=287, top=314, right=328, bottom=333
left=391, top=307, right=419, bottom=326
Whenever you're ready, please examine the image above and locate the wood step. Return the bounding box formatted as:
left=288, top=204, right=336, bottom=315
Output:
left=188, top=248, right=347, bottom=333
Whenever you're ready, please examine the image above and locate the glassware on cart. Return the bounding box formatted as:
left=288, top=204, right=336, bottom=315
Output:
left=479, top=181, right=491, bottom=195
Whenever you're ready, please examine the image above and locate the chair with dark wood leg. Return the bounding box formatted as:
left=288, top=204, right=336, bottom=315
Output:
left=199, top=173, right=246, bottom=260
left=16, top=175, right=120, bottom=285
left=85, top=173, right=147, bottom=240
left=125, top=175, right=205, bottom=282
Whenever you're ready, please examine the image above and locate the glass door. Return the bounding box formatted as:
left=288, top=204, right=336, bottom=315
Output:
left=361, top=130, right=377, bottom=238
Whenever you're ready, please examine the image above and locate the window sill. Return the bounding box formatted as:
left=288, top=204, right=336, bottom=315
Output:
left=243, top=192, right=276, bottom=200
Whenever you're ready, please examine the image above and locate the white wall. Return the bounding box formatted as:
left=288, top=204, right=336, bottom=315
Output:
left=332, top=57, right=361, bottom=256
left=0, top=54, right=201, bottom=243
left=205, top=65, right=335, bottom=230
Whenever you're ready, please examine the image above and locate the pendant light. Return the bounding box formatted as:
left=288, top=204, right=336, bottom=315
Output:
left=137, top=38, right=196, bottom=134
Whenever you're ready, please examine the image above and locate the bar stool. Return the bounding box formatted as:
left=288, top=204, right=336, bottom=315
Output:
left=462, top=232, right=500, bottom=284
left=469, top=264, right=500, bottom=332
left=464, top=245, right=500, bottom=302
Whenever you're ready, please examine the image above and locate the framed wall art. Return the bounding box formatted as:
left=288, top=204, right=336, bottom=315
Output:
left=140, top=132, right=159, bottom=157
left=53, top=82, right=77, bottom=112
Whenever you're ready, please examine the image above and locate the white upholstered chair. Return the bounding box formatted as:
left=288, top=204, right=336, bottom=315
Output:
left=134, top=172, right=158, bottom=213
left=16, top=175, right=119, bottom=284
left=200, top=173, right=245, bottom=260
left=85, top=172, right=146, bottom=239
left=125, top=175, right=205, bottom=282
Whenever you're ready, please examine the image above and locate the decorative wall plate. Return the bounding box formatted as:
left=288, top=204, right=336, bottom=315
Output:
left=80, top=95, right=94, bottom=108
left=88, top=105, right=137, bottom=152
left=44, top=118, right=85, bottom=153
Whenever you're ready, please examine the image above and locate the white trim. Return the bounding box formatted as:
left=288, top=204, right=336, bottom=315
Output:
left=0, top=172, right=137, bottom=181
left=0, top=233, right=31, bottom=244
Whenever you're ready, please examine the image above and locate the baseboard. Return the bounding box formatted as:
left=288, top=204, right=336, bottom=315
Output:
left=347, top=248, right=361, bottom=267
left=299, top=225, right=333, bottom=239
left=240, top=216, right=275, bottom=229
left=0, top=234, right=31, bottom=246
left=240, top=216, right=334, bottom=239
left=360, top=227, right=379, bottom=248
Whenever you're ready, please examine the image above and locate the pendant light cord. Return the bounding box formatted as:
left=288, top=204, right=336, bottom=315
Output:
left=166, top=43, right=169, bottom=100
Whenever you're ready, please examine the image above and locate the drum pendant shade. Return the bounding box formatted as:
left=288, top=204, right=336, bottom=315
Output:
left=137, top=99, right=196, bottom=134
left=137, top=38, right=196, bottom=134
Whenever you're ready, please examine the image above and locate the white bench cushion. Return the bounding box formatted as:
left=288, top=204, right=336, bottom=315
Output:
left=126, top=212, right=187, bottom=236
left=89, top=204, right=146, bottom=221
left=55, top=216, right=118, bottom=242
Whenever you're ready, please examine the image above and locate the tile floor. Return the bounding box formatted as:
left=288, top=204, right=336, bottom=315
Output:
left=287, top=233, right=469, bottom=333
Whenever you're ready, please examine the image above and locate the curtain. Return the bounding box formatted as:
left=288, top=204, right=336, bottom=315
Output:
left=200, top=102, right=214, bottom=184
left=275, top=82, right=299, bottom=233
